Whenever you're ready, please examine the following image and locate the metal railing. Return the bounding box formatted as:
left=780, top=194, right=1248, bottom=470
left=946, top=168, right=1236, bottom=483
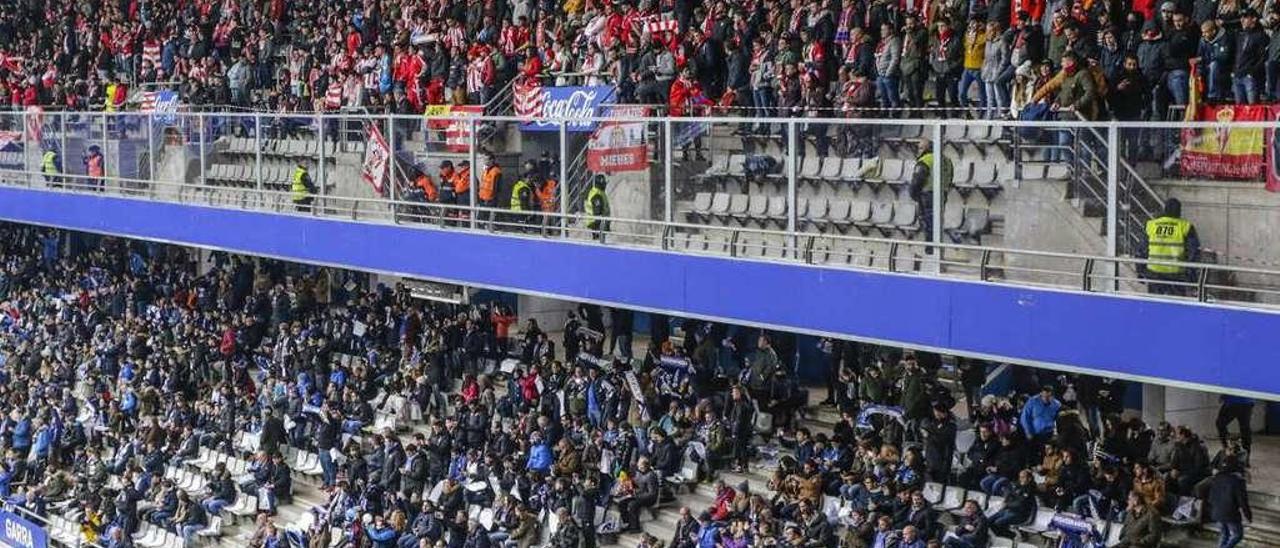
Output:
left=3, top=167, right=1279, bottom=311
left=4, top=110, right=1280, bottom=308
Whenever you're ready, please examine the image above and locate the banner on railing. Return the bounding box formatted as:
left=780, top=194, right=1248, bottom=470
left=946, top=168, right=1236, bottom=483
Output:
left=586, top=105, right=649, bottom=173
left=0, top=508, right=48, bottom=548
left=0, top=132, right=19, bottom=151
left=1180, top=104, right=1268, bottom=180
left=140, top=90, right=181, bottom=125
left=362, top=124, right=390, bottom=195
left=1265, top=109, right=1280, bottom=193
left=23, top=107, right=42, bottom=142
left=424, top=105, right=483, bottom=152
left=517, top=86, right=616, bottom=133
left=674, top=120, right=710, bottom=148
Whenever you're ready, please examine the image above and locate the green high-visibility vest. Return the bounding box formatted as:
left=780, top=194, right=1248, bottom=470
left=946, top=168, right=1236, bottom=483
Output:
left=1146, top=216, right=1191, bottom=274
left=916, top=152, right=953, bottom=191
left=291, top=167, right=309, bottom=202
left=41, top=151, right=58, bottom=174
left=585, top=186, right=608, bottom=217
left=510, top=179, right=531, bottom=211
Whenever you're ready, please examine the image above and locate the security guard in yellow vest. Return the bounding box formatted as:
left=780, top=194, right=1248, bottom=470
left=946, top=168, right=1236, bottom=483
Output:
left=585, top=175, right=610, bottom=240
left=291, top=162, right=317, bottom=212
left=1141, top=198, right=1199, bottom=296
left=41, top=147, right=62, bottom=186
left=910, top=140, right=953, bottom=241
left=509, top=176, right=534, bottom=231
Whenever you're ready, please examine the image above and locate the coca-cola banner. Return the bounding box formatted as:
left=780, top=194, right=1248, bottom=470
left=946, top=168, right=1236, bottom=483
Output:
left=518, top=86, right=617, bottom=133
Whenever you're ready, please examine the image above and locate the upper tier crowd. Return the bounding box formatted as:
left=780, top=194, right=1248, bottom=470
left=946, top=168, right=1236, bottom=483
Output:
left=0, top=0, right=1274, bottom=122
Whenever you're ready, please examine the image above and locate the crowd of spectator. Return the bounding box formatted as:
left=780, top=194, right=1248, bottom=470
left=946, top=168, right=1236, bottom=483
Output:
left=0, top=0, right=1275, bottom=123
left=0, top=222, right=1258, bottom=548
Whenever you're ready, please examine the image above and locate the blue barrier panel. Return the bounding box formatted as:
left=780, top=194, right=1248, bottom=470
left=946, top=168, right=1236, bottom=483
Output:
left=0, top=508, right=48, bottom=548
left=0, top=186, right=1276, bottom=399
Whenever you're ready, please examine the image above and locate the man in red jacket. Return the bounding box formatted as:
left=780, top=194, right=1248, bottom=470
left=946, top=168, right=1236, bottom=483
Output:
left=668, top=67, right=709, bottom=160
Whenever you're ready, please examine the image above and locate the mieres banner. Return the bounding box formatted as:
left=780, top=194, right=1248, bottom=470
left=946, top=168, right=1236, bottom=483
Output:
left=518, top=86, right=616, bottom=133
left=586, top=105, right=649, bottom=173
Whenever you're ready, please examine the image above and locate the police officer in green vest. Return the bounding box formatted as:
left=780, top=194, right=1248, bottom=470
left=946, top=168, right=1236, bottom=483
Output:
left=1139, top=198, right=1200, bottom=296
left=909, top=139, right=953, bottom=242
left=291, top=162, right=317, bottom=212
left=585, top=175, right=610, bottom=240
left=41, top=146, right=62, bottom=187
left=509, top=172, right=534, bottom=231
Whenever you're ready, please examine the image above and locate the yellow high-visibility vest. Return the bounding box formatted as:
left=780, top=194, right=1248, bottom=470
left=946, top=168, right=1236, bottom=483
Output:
left=1146, top=216, right=1192, bottom=274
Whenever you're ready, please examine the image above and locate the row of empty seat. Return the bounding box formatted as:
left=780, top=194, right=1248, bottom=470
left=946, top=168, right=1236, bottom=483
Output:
left=690, top=193, right=925, bottom=237
left=219, top=136, right=340, bottom=161
left=206, top=163, right=303, bottom=191
left=921, top=482, right=1127, bottom=548
left=699, top=154, right=1015, bottom=197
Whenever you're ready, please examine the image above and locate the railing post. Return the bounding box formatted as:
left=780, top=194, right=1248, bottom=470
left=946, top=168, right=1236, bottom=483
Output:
left=102, top=111, right=110, bottom=188
left=20, top=109, right=29, bottom=186
left=664, top=119, right=673, bottom=223
left=1012, top=120, right=1022, bottom=181
left=787, top=121, right=798, bottom=238
left=59, top=112, right=67, bottom=184
left=197, top=113, right=206, bottom=187
left=316, top=114, right=326, bottom=211
left=254, top=114, right=263, bottom=192
left=729, top=231, right=740, bottom=258
left=386, top=114, right=395, bottom=222
left=1083, top=258, right=1096, bottom=292
left=979, top=249, right=992, bottom=281
left=1106, top=125, right=1119, bottom=293
left=888, top=242, right=900, bottom=272
left=931, top=123, right=943, bottom=245
left=661, top=225, right=672, bottom=250
left=147, top=113, right=155, bottom=188
left=560, top=120, right=569, bottom=232
left=469, top=119, right=478, bottom=229
left=1197, top=268, right=1210, bottom=302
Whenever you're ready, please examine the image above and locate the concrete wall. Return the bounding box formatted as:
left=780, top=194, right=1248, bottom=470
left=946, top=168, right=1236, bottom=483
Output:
left=1151, top=180, right=1280, bottom=295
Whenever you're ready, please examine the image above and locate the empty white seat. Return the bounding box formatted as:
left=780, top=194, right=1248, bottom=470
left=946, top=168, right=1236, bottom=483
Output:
left=819, top=157, right=842, bottom=180
left=849, top=200, right=873, bottom=225
left=804, top=198, right=829, bottom=223
left=839, top=158, right=863, bottom=181
left=709, top=193, right=731, bottom=218
left=765, top=196, right=787, bottom=220
left=703, top=155, right=729, bottom=177
left=726, top=194, right=750, bottom=219
left=747, top=195, right=768, bottom=218
left=826, top=200, right=852, bottom=226
left=891, top=201, right=918, bottom=231
left=692, top=192, right=713, bottom=218
left=942, top=200, right=965, bottom=232
left=799, top=156, right=821, bottom=179
left=963, top=208, right=990, bottom=236
left=726, top=155, right=747, bottom=178
left=870, top=201, right=894, bottom=226
left=932, top=486, right=967, bottom=513
left=1018, top=508, right=1057, bottom=535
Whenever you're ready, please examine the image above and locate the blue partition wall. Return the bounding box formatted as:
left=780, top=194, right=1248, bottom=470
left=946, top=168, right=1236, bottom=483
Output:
left=0, top=186, right=1277, bottom=399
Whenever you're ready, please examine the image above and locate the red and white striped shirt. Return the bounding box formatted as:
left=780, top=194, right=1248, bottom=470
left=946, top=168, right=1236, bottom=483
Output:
left=324, top=83, right=343, bottom=109
left=466, top=57, right=493, bottom=95
left=142, top=40, right=162, bottom=69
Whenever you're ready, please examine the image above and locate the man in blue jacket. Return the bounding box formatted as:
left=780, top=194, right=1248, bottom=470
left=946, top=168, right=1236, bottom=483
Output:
left=1020, top=386, right=1062, bottom=461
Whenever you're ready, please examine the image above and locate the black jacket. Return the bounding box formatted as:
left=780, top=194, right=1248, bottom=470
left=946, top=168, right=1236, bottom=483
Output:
left=1207, top=472, right=1252, bottom=523
left=1234, top=25, right=1267, bottom=78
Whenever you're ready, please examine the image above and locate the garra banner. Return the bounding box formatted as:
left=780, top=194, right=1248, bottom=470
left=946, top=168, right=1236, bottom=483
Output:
left=1180, top=104, right=1268, bottom=180
left=362, top=124, right=390, bottom=195
left=0, top=507, right=48, bottom=548
left=518, top=86, right=616, bottom=133
left=586, top=105, right=649, bottom=173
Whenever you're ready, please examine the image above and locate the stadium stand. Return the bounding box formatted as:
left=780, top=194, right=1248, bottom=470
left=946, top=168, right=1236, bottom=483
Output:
left=1, top=0, right=1280, bottom=546
left=0, top=224, right=1272, bottom=548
